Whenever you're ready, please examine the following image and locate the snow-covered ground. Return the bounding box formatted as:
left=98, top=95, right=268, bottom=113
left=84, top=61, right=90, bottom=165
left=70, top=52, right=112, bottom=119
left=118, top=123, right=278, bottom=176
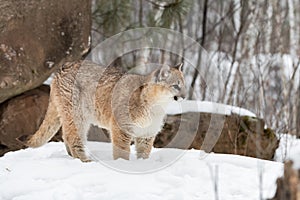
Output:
left=0, top=142, right=284, bottom=200
left=1, top=116, right=300, bottom=200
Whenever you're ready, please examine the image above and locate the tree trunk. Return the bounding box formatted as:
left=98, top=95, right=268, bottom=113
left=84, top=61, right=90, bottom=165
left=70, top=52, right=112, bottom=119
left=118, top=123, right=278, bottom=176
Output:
left=287, top=0, right=296, bottom=56
left=297, top=83, right=300, bottom=138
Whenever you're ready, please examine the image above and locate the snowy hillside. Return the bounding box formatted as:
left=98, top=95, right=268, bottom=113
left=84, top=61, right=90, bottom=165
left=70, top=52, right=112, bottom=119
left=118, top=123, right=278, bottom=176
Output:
left=0, top=142, right=284, bottom=200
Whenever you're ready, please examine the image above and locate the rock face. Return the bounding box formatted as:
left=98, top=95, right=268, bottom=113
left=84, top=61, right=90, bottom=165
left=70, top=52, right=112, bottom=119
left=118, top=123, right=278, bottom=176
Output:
left=0, top=85, right=62, bottom=156
left=154, top=112, right=279, bottom=160
left=0, top=0, right=91, bottom=103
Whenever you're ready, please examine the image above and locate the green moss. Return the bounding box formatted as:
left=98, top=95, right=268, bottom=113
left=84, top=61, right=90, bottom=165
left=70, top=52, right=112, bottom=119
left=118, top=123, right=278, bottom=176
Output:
left=239, top=116, right=259, bottom=133
left=263, top=128, right=275, bottom=139
left=239, top=116, right=250, bottom=132
left=237, top=133, right=248, bottom=146
left=239, top=125, right=245, bottom=133
left=31, top=69, right=37, bottom=74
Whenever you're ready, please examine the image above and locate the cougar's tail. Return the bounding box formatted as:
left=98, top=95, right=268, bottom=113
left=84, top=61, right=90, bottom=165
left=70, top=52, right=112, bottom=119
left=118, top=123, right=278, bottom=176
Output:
left=18, top=83, right=62, bottom=148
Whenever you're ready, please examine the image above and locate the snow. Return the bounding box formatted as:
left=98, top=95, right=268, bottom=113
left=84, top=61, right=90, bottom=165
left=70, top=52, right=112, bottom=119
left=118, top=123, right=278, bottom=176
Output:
left=43, top=74, right=54, bottom=86
left=275, top=134, right=300, bottom=169
left=166, top=100, right=256, bottom=117
left=0, top=142, right=284, bottom=200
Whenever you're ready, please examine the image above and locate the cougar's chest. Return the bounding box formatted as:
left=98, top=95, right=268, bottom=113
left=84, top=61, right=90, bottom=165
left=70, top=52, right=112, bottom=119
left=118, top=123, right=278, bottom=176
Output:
left=131, top=105, right=166, bottom=138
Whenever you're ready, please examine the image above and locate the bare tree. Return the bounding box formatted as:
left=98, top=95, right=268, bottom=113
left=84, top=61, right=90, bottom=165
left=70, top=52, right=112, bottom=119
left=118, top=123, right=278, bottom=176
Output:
left=188, top=0, right=209, bottom=100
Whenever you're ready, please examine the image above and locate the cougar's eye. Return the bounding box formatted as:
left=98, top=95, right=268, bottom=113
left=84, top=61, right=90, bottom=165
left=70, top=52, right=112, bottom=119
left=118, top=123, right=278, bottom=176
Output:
left=172, top=84, right=180, bottom=90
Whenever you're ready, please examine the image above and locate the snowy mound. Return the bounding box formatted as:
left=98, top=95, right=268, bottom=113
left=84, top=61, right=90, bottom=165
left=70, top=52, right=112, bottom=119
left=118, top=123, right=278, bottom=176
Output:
left=0, top=142, right=282, bottom=200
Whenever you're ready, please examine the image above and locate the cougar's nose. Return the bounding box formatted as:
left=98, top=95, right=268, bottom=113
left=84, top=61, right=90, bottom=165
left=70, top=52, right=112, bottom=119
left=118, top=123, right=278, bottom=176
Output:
left=174, top=95, right=185, bottom=101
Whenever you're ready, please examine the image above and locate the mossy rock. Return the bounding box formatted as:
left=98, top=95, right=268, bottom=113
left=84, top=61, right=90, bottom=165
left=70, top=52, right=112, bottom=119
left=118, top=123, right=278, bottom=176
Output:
left=155, top=113, right=279, bottom=160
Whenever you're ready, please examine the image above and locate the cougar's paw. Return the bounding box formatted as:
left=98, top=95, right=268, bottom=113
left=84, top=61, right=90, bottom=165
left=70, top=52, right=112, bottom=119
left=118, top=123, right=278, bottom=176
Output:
left=136, top=152, right=150, bottom=159
left=79, top=157, right=93, bottom=163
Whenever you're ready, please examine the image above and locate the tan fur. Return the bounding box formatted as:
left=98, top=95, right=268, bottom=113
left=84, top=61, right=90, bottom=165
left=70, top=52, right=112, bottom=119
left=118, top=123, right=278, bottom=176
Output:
left=23, top=60, right=186, bottom=161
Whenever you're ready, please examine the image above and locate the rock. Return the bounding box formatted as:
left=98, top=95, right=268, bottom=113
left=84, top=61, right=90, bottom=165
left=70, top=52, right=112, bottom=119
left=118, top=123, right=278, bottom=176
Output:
left=154, top=113, right=279, bottom=160
left=88, top=125, right=110, bottom=143
left=0, top=85, right=62, bottom=156
left=0, top=0, right=91, bottom=103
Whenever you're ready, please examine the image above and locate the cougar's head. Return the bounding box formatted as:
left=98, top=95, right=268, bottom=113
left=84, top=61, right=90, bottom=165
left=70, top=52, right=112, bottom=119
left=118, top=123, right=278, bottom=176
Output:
left=149, top=63, right=186, bottom=102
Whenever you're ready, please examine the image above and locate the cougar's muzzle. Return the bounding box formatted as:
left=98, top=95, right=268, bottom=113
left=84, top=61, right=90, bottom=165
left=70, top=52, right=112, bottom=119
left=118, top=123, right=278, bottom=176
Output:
left=174, top=88, right=186, bottom=101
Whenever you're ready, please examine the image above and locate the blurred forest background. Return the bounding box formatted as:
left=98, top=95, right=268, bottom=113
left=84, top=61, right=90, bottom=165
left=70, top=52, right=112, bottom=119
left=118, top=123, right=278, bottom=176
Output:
left=91, top=0, right=299, bottom=137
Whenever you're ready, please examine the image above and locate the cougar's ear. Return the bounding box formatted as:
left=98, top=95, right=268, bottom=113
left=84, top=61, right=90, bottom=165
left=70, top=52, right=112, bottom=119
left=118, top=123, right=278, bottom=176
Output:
left=175, top=63, right=183, bottom=71
left=155, top=64, right=170, bottom=82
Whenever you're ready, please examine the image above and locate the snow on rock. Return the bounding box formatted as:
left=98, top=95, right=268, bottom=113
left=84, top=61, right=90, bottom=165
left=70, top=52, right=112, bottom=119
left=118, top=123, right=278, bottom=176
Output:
left=43, top=74, right=54, bottom=86
left=0, top=142, right=283, bottom=200
left=166, top=100, right=256, bottom=117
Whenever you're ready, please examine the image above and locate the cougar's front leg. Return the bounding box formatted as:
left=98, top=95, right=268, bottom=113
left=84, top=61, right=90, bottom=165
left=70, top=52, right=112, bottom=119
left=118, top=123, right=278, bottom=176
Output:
left=111, top=124, right=131, bottom=160
left=61, top=117, right=91, bottom=162
left=135, top=137, right=155, bottom=159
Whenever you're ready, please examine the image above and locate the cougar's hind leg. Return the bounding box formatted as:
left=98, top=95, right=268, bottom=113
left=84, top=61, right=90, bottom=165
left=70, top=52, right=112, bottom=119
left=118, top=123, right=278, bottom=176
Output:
left=135, top=137, right=155, bottom=159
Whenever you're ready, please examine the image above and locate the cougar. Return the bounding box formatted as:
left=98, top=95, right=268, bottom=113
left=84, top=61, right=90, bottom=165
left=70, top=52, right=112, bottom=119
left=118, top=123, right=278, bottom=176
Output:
left=19, top=60, right=186, bottom=162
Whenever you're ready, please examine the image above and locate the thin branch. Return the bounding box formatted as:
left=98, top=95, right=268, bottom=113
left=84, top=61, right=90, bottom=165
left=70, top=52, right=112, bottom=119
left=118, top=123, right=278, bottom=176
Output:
left=145, top=0, right=183, bottom=9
